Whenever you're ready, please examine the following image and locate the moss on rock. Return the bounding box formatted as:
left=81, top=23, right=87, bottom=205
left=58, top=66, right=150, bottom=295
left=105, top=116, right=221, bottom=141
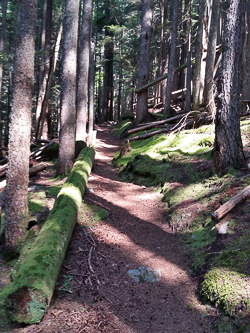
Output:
left=201, top=267, right=250, bottom=315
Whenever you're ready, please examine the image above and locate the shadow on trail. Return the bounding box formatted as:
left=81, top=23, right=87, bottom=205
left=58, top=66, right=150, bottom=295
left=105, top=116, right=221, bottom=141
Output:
left=50, top=125, right=216, bottom=333
left=62, top=189, right=215, bottom=332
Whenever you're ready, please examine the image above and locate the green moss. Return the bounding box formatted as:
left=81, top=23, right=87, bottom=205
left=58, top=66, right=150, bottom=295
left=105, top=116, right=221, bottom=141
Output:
left=0, top=147, right=95, bottom=324
left=28, top=191, right=47, bottom=215
left=111, top=119, right=133, bottom=137
left=201, top=267, right=250, bottom=315
left=78, top=203, right=109, bottom=227
left=185, top=226, right=216, bottom=250
left=45, top=185, right=62, bottom=197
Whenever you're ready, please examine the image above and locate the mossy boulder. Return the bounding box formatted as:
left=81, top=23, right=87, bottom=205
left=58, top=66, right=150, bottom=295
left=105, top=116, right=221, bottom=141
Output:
left=201, top=267, right=250, bottom=315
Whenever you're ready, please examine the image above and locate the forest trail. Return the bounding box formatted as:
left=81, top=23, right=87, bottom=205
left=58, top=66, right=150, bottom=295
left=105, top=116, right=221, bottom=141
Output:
left=80, top=124, right=215, bottom=332
left=10, top=124, right=216, bottom=333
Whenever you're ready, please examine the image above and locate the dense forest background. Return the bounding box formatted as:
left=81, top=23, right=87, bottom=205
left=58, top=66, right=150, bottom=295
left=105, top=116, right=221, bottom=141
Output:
left=0, top=0, right=248, bottom=255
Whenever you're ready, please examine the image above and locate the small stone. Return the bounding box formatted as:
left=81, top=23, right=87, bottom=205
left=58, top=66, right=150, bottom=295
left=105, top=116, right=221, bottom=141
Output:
left=218, top=221, right=229, bottom=234
left=127, top=266, right=161, bottom=283
left=87, top=188, right=94, bottom=193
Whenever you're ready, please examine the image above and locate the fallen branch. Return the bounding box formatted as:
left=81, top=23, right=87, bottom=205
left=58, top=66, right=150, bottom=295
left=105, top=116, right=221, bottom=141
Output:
left=127, top=113, right=191, bottom=136
left=127, top=125, right=175, bottom=142
left=211, top=184, right=250, bottom=221
left=2, top=146, right=95, bottom=324
left=0, top=162, right=47, bottom=180
left=28, top=163, right=47, bottom=177
left=88, top=246, right=94, bottom=273
left=30, top=140, right=54, bottom=160
left=127, top=111, right=199, bottom=139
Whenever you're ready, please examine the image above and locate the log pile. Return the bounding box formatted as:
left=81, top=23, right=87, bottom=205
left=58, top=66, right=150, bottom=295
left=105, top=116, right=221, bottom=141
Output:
left=1, top=146, right=95, bottom=324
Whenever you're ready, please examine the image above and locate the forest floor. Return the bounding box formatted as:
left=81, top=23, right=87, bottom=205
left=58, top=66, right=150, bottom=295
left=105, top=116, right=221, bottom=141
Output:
left=0, top=124, right=243, bottom=332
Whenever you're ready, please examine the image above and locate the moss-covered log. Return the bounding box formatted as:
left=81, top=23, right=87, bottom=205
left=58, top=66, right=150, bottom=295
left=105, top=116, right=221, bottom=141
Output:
left=1, top=146, right=95, bottom=324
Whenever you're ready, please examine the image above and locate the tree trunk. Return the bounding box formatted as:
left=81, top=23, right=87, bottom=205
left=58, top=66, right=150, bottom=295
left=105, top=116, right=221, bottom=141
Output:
left=88, top=42, right=95, bottom=144
left=57, top=0, right=79, bottom=176
left=213, top=0, right=246, bottom=175
left=101, top=7, right=114, bottom=122
left=164, top=0, right=179, bottom=113
left=242, top=0, right=250, bottom=103
left=4, top=0, right=37, bottom=257
left=192, top=0, right=206, bottom=110
left=185, top=19, right=192, bottom=113
left=36, top=0, right=53, bottom=139
left=76, top=0, right=93, bottom=141
left=3, top=147, right=95, bottom=324
left=0, top=0, right=7, bottom=157
left=136, top=0, right=152, bottom=124
left=161, top=0, right=170, bottom=106
left=203, top=0, right=220, bottom=116
left=36, top=22, right=63, bottom=140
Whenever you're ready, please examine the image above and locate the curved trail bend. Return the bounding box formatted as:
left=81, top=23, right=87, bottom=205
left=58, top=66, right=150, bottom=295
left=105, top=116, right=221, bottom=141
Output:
left=83, top=125, right=215, bottom=333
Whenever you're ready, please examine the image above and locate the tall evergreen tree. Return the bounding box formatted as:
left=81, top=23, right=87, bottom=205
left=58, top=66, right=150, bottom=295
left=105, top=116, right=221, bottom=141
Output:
left=192, top=0, right=206, bottom=110
left=57, top=0, right=79, bottom=176
left=164, top=0, right=179, bottom=113
left=76, top=0, right=93, bottom=141
left=5, top=0, right=37, bottom=256
left=213, top=0, right=246, bottom=175
left=203, top=0, right=220, bottom=116
left=136, top=0, right=152, bottom=124
left=0, top=0, right=7, bottom=154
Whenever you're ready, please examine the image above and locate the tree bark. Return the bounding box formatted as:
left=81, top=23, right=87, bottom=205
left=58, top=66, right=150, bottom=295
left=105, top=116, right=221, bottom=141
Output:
left=0, top=0, right=7, bottom=157
left=135, top=60, right=195, bottom=94
left=101, top=7, right=114, bottom=122
left=76, top=0, right=93, bottom=141
left=242, top=0, right=250, bottom=102
left=164, top=0, right=179, bottom=113
left=36, top=22, right=63, bottom=140
left=192, top=0, right=206, bottom=110
left=185, top=5, right=192, bottom=113
left=213, top=0, right=246, bottom=175
left=88, top=42, right=95, bottom=144
left=4, top=0, right=37, bottom=257
left=3, top=147, right=95, bottom=324
left=203, top=0, right=220, bottom=116
left=57, top=0, right=79, bottom=176
left=36, top=0, right=53, bottom=140
left=136, top=0, right=152, bottom=124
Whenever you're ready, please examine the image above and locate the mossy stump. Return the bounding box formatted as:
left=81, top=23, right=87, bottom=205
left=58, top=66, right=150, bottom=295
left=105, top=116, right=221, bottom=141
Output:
left=2, top=146, right=95, bottom=324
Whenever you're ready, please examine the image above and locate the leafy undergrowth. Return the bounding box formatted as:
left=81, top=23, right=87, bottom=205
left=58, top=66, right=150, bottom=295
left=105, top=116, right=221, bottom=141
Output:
left=112, top=117, right=250, bottom=329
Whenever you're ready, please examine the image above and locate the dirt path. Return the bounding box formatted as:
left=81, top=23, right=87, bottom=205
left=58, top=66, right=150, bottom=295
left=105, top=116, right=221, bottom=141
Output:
left=78, top=125, right=215, bottom=332
left=11, top=125, right=216, bottom=333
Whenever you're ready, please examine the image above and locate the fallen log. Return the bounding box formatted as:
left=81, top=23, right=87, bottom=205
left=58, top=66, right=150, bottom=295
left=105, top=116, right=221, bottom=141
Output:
left=127, top=118, right=194, bottom=143
left=127, top=125, right=175, bottom=142
left=127, top=114, right=188, bottom=135
left=0, top=163, right=47, bottom=179
left=2, top=146, right=95, bottom=324
left=127, top=111, right=200, bottom=136
left=211, top=184, right=250, bottom=222
left=30, top=140, right=54, bottom=159
left=28, top=163, right=47, bottom=177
